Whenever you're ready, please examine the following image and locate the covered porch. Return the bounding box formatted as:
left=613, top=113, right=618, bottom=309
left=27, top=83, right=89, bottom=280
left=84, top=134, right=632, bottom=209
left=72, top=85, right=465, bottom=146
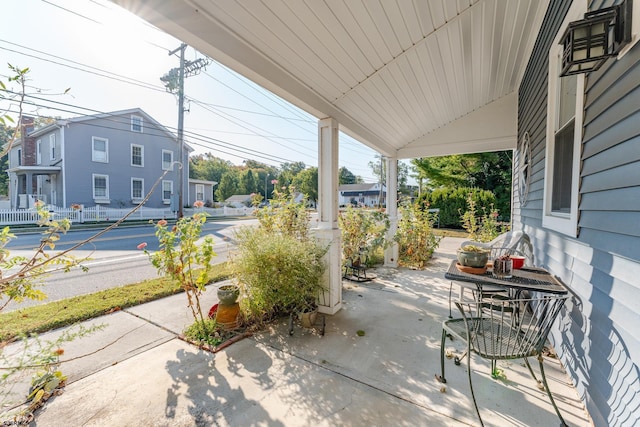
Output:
left=8, top=237, right=591, bottom=426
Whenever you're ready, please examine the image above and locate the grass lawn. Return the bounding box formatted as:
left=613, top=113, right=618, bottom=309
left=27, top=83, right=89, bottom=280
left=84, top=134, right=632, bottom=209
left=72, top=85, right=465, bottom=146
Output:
left=0, top=262, right=233, bottom=343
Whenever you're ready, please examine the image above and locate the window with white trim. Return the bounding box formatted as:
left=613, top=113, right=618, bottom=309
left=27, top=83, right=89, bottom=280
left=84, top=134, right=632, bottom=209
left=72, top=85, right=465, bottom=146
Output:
left=49, top=134, right=56, bottom=160
left=131, top=115, right=143, bottom=132
left=162, top=180, right=173, bottom=204
left=543, top=1, right=586, bottom=237
left=17, top=148, right=22, bottom=166
left=131, top=144, right=144, bottom=167
left=195, top=184, right=204, bottom=201
left=36, top=139, right=42, bottom=164
left=131, top=178, right=144, bottom=202
left=92, top=137, right=108, bottom=163
left=162, top=150, right=173, bottom=170
left=92, top=174, right=109, bottom=202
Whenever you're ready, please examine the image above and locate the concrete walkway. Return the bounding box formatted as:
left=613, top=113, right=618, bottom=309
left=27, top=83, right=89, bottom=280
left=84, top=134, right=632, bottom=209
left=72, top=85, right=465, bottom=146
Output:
left=1, top=237, right=592, bottom=426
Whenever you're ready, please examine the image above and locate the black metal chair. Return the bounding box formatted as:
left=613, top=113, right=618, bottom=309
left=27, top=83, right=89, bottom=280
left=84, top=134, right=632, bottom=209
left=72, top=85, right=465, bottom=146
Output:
left=438, top=293, right=570, bottom=427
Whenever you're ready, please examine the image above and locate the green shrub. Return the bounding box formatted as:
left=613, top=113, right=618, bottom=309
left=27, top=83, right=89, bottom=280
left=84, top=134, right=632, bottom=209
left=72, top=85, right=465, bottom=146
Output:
left=232, top=228, right=326, bottom=326
left=418, top=187, right=496, bottom=228
left=338, top=206, right=389, bottom=267
left=460, top=192, right=509, bottom=242
left=395, top=201, right=441, bottom=268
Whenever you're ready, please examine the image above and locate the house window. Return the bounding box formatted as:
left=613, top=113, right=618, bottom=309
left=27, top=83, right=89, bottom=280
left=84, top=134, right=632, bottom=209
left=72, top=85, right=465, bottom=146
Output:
left=543, top=1, right=586, bottom=237
left=92, top=137, right=108, bottom=163
left=131, top=178, right=144, bottom=202
left=49, top=134, right=56, bottom=160
left=131, top=144, right=144, bottom=167
left=92, top=174, right=109, bottom=202
left=162, top=180, right=173, bottom=204
left=17, top=148, right=22, bottom=166
left=162, top=150, right=173, bottom=170
left=131, top=115, right=143, bottom=132
left=195, top=184, right=204, bottom=202
left=36, top=139, right=42, bottom=164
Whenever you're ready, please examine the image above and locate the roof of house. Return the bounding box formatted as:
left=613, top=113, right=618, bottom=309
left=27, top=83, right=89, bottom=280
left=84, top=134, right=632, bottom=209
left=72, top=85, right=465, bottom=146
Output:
left=225, top=194, right=253, bottom=203
left=338, top=183, right=383, bottom=192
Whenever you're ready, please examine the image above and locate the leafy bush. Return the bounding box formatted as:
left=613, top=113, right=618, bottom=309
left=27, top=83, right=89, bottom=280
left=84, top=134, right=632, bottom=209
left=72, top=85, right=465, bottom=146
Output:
left=232, top=184, right=326, bottom=327
left=460, top=192, right=509, bottom=242
left=418, top=187, right=496, bottom=228
left=254, top=185, right=310, bottom=242
left=395, top=201, right=441, bottom=268
left=232, top=228, right=326, bottom=326
left=338, top=206, right=389, bottom=267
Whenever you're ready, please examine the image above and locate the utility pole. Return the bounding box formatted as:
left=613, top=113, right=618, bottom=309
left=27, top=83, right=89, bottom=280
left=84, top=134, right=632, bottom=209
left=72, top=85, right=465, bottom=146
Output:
left=161, top=44, right=210, bottom=218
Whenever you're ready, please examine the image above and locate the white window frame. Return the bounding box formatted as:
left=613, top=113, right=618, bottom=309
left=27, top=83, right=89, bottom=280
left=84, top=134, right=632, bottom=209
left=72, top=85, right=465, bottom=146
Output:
left=49, top=134, right=56, bottom=160
left=162, top=180, right=173, bottom=204
left=131, top=115, right=143, bottom=133
left=36, top=139, right=42, bottom=164
left=92, top=137, right=109, bottom=163
left=17, top=148, right=22, bottom=166
left=162, top=150, right=173, bottom=171
left=131, top=178, right=144, bottom=203
left=195, top=183, right=204, bottom=202
left=92, top=173, right=110, bottom=203
left=543, top=0, right=586, bottom=237
left=131, top=144, right=144, bottom=167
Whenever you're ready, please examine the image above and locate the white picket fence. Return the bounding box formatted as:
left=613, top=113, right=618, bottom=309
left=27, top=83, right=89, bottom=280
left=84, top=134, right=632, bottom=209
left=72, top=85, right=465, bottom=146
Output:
left=0, top=205, right=254, bottom=226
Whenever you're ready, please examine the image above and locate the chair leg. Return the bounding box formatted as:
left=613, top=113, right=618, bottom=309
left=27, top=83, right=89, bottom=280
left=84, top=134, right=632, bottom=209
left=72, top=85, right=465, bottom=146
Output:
left=466, top=345, right=484, bottom=427
left=537, top=355, right=568, bottom=427
left=436, top=329, right=447, bottom=383
left=448, top=281, right=453, bottom=319
left=523, top=357, right=544, bottom=389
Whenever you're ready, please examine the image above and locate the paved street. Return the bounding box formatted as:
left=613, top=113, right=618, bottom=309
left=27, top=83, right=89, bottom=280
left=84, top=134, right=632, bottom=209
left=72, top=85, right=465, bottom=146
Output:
left=1, top=217, right=258, bottom=312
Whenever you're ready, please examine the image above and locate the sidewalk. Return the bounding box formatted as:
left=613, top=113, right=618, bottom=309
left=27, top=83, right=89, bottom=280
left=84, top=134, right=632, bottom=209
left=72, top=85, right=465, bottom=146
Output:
left=1, top=237, right=592, bottom=426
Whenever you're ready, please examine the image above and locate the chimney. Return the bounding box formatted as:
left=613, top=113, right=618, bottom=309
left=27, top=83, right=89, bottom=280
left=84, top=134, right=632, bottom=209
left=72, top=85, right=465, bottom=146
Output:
left=21, top=116, right=36, bottom=166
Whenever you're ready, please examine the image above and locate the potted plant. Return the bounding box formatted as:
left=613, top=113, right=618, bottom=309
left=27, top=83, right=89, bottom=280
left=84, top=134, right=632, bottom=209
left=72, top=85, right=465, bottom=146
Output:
left=217, top=284, right=240, bottom=305
left=456, top=244, right=489, bottom=268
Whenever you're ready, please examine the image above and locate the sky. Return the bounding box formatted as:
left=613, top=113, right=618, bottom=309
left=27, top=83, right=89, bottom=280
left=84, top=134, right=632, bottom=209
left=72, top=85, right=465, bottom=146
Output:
left=0, top=0, right=401, bottom=183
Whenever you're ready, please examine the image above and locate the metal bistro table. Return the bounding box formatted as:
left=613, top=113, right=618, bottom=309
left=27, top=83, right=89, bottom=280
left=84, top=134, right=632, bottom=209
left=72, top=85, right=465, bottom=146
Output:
left=444, top=260, right=568, bottom=295
left=441, top=260, right=571, bottom=426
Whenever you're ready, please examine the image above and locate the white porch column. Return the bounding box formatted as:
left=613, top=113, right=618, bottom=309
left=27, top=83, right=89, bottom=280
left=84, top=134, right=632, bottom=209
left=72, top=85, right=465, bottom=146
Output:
left=315, top=117, right=342, bottom=315
left=384, top=156, right=399, bottom=267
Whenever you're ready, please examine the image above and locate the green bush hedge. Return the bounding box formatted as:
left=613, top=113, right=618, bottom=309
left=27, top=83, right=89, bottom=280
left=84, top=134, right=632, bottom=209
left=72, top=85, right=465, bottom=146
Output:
left=417, top=187, right=496, bottom=229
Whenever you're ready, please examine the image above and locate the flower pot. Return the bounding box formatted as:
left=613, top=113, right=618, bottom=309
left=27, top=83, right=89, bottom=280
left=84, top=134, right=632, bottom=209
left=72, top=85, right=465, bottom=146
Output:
left=457, top=249, right=489, bottom=268
left=509, top=255, right=525, bottom=269
left=299, top=308, right=318, bottom=328
left=217, top=284, right=240, bottom=306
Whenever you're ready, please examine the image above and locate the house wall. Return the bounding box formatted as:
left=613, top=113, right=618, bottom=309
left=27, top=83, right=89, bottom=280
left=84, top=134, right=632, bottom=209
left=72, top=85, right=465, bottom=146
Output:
left=514, top=1, right=640, bottom=426
left=62, top=112, right=181, bottom=209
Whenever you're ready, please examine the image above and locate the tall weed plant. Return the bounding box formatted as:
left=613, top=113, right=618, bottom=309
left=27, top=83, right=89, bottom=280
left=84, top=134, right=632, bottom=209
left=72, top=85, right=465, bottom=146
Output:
left=395, top=201, right=441, bottom=268
left=460, top=193, right=509, bottom=242
left=233, top=184, right=326, bottom=326
left=338, top=206, right=389, bottom=266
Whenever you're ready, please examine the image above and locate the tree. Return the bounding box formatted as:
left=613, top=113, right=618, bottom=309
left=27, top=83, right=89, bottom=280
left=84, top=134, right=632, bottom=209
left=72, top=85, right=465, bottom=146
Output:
left=412, top=151, right=513, bottom=220
left=189, top=153, right=233, bottom=185
left=368, top=154, right=386, bottom=185
left=239, top=169, right=257, bottom=195
left=293, top=167, right=318, bottom=204
left=216, top=172, right=239, bottom=201
left=277, top=161, right=306, bottom=187
left=339, top=166, right=362, bottom=185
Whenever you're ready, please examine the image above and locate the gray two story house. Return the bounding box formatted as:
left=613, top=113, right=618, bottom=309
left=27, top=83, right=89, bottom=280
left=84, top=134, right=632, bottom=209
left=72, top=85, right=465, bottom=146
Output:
left=7, top=108, right=190, bottom=210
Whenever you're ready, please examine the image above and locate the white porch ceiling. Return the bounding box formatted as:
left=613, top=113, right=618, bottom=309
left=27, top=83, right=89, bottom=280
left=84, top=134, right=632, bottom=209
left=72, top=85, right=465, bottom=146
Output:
left=113, top=0, right=548, bottom=159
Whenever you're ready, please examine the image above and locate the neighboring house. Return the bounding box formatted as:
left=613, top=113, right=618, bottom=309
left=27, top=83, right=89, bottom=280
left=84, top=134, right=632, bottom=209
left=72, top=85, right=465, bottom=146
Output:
left=7, top=109, right=189, bottom=210
left=225, top=194, right=252, bottom=208
left=514, top=1, right=640, bottom=426
left=188, top=179, right=217, bottom=207
left=338, top=183, right=386, bottom=207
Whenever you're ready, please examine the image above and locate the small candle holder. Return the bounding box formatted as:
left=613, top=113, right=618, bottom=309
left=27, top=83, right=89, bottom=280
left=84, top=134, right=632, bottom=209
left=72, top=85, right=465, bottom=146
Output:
left=493, top=257, right=513, bottom=279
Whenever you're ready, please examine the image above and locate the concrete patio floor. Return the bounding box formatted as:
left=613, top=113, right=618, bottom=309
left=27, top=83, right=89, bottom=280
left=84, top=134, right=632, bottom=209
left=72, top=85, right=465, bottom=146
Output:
left=1, top=237, right=592, bottom=426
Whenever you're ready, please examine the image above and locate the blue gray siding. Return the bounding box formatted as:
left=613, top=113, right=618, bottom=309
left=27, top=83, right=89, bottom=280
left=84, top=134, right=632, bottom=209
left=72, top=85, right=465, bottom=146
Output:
left=515, top=1, right=640, bottom=426
left=62, top=111, right=182, bottom=209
